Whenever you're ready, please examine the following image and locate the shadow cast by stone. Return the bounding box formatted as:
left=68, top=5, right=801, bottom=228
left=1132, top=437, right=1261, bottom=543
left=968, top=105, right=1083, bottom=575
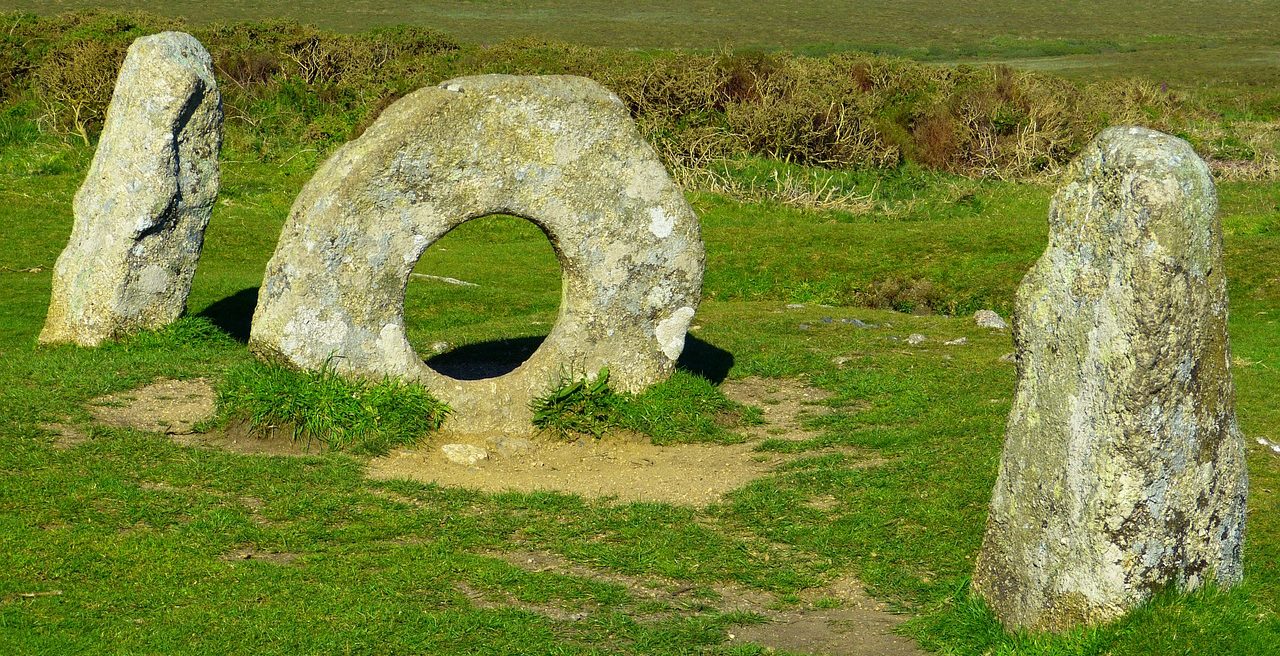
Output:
left=197, top=287, right=258, bottom=343
left=677, top=334, right=733, bottom=384
left=425, top=332, right=733, bottom=385
left=426, top=335, right=547, bottom=380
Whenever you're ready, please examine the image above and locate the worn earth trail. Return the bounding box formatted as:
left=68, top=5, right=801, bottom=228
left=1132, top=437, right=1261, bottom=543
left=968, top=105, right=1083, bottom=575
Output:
left=52, top=375, right=923, bottom=655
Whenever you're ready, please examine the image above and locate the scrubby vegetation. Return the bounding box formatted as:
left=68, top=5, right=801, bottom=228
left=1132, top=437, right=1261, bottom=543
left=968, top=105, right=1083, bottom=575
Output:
left=2, top=9, right=1276, bottom=189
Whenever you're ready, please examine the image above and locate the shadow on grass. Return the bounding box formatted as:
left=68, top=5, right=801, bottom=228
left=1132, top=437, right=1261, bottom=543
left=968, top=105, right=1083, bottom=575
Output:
left=426, top=336, right=546, bottom=380
left=678, top=335, right=733, bottom=384
left=198, top=287, right=258, bottom=343
left=425, top=334, right=734, bottom=384
left=197, top=287, right=737, bottom=385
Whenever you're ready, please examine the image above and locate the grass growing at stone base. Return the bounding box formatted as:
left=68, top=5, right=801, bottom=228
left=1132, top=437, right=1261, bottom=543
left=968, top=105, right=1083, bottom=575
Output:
left=530, top=368, right=620, bottom=439
left=0, top=130, right=1276, bottom=654
left=216, top=360, right=451, bottom=455
left=530, top=368, right=751, bottom=443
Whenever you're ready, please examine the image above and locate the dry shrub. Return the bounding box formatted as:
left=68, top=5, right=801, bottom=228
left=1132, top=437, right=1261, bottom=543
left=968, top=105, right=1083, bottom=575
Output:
left=201, top=21, right=457, bottom=89
left=671, top=159, right=876, bottom=214
left=217, top=50, right=281, bottom=88
left=10, top=10, right=1259, bottom=180
left=857, top=276, right=949, bottom=314
left=32, top=38, right=127, bottom=144
left=912, top=108, right=962, bottom=169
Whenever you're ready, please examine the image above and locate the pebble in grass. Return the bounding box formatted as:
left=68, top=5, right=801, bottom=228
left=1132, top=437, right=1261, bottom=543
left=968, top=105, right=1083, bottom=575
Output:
left=974, top=127, right=1247, bottom=633
left=40, top=32, right=222, bottom=346
left=249, top=75, right=703, bottom=435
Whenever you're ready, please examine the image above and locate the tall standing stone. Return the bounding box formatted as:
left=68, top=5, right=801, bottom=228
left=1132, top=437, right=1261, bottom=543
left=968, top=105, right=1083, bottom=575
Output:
left=973, top=127, right=1247, bottom=631
left=40, top=32, right=222, bottom=346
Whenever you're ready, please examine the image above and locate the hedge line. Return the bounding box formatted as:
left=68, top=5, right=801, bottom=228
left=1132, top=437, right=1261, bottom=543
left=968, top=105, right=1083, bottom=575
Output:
left=1, top=9, right=1267, bottom=179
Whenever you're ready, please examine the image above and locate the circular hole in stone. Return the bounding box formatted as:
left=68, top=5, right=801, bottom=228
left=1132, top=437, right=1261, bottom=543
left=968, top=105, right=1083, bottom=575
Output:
left=405, top=214, right=563, bottom=380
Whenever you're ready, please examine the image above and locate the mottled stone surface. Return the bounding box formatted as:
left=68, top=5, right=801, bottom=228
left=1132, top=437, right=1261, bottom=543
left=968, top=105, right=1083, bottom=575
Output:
left=250, top=75, right=704, bottom=434
left=40, top=32, right=222, bottom=346
left=973, top=127, right=1247, bottom=632
left=974, top=309, right=1008, bottom=330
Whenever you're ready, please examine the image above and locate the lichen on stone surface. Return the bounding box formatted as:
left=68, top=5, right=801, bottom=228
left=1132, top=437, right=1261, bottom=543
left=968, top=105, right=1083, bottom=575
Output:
left=973, top=126, right=1247, bottom=632
left=250, top=75, right=704, bottom=434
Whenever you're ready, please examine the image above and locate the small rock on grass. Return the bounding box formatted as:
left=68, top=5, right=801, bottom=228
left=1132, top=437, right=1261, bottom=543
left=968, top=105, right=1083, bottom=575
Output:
left=907, top=334, right=926, bottom=346
left=974, top=310, right=1009, bottom=330
left=442, top=444, right=488, bottom=466
left=945, top=337, right=968, bottom=346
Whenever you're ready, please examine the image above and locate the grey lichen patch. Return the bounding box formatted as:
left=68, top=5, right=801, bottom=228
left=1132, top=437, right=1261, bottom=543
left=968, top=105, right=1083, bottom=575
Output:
left=973, top=127, right=1247, bottom=632
left=250, top=75, right=704, bottom=434
left=40, top=32, right=222, bottom=346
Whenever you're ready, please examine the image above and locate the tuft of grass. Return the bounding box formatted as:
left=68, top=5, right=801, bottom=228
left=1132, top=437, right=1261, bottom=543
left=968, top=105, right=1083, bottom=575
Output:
left=215, top=359, right=450, bottom=455
left=530, top=367, right=752, bottom=442
left=615, top=370, right=750, bottom=445
left=530, top=367, right=620, bottom=439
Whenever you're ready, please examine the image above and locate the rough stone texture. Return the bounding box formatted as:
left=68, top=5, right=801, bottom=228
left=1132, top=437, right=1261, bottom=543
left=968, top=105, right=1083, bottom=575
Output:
left=441, top=444, right=489, bottom=466
left=249, top=75, right=704, bottom=434
left=973, top=127, right=1247, bottom=632
left=40, top=32, right=222, bottom=346
left=974, top=309, right=1009, bottom=330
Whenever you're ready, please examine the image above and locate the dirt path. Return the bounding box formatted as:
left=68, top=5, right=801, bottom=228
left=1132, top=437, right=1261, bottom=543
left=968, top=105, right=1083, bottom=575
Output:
left=481, top=549, right=924, bottom=656
left=60, top=375, right=925, bottom=655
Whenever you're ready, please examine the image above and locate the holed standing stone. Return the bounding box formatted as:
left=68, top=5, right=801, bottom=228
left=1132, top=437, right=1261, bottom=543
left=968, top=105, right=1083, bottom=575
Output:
left=40, top=32, right=222, bottom=346
left=973, top=127, right=1247, bottom=631
left=249, top=75, right=704, bottom=434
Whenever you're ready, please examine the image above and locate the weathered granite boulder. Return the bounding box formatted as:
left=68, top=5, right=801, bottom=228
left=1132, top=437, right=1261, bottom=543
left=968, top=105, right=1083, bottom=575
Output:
left=249, top=75, right=704, bottom=434
left=40, top=32, right=222, bottom=346
left=973, top=127, right=1247, bottom=631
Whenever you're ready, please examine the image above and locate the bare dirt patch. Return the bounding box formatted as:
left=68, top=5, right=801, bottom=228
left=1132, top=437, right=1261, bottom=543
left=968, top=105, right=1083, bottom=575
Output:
left=485, top=549, right=923, bottom=656
left=367, top=376, right=876, bottom=506
left=171, top=420, right=319, bottom=457
left=41, top=422, right=91, bottom=449
left=88, top=378, right=215, bottom=435
left=368, top=430, right=788, bottom=506
left=720, top=376, right=834, bottom=441
left=454, top=581, right=592, bottom=622
left=80, top=378, right=319, bottom=456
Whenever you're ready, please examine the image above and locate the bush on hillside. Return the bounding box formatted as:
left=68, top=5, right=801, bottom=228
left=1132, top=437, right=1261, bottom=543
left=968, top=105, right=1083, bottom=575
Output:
left=1, top=9, right=1266, bottom=179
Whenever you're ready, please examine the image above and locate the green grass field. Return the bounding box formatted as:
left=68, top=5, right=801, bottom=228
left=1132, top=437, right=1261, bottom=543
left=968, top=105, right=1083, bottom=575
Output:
left=2, top=132, right=1278, bottom=654
left=2, top=4, right=1279, bottom=654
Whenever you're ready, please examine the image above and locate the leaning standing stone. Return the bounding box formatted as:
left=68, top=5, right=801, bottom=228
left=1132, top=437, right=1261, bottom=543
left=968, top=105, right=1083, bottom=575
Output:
left=973, top=127, right=1247, bottom=632
left=40, top=32, right=222, bottom=346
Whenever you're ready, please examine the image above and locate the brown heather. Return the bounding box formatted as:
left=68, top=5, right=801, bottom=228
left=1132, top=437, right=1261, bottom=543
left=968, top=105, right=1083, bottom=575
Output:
left=3, top=9, right=1274, bottom=183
